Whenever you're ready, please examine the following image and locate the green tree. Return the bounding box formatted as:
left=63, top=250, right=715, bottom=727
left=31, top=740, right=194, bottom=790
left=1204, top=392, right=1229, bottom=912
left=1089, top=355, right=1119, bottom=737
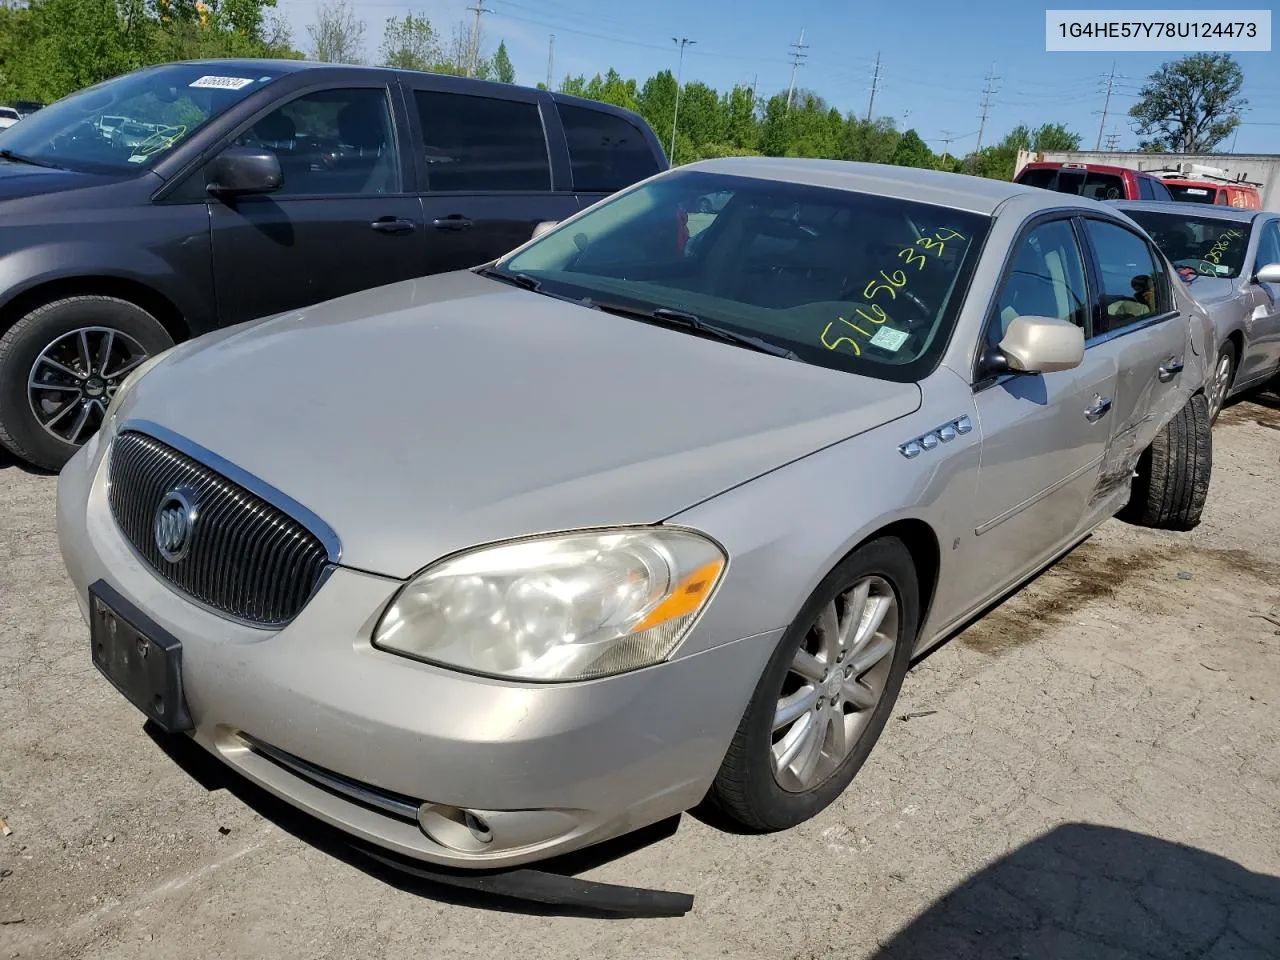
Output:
left=891, top=129, right=935, bottom=168
left=380, top=12, right=438, bottom=70
left=1129, top=53, right=1247, bottom=152
left=492, top=40, right=514, bottom=83
left=723, top=84, right=758, bottom=152
left=637, top=70, right=677, bottom=150
left=308, top=0, right=364, bottom=64
left=1031, top=122, right=1081, bottom=152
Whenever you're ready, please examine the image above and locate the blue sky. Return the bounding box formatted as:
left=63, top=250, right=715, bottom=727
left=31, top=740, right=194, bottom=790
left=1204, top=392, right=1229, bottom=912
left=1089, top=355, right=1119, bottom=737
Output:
left=275, top=0, right=1280, bottom=154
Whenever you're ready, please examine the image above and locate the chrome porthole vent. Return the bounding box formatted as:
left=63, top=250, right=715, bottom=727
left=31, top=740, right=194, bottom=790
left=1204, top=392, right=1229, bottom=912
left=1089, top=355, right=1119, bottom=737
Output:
left=899, top=416, right=973, bottom=459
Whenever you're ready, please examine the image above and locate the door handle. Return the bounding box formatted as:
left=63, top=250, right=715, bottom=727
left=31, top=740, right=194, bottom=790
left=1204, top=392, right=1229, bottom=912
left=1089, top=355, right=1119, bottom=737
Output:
left=1158, top=357, right=1184, bottom=382
left=1084, top=395, right=1113, bottom=422
left=370, top=217, right=416, bottom=234
left=432, top=215, right=473, bottom=231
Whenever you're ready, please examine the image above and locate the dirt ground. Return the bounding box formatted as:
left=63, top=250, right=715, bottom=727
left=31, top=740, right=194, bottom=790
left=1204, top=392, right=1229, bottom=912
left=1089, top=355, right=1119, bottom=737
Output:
left=2, top=393, right=1278, bottom=960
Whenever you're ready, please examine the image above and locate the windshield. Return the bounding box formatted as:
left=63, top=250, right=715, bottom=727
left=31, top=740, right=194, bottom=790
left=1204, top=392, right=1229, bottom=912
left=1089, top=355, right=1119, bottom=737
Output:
left=1124, top=209, right=1252, bottom=279
left=1166, top=184, right=1220, bottom=204
left=0, top=64, right=283, bottom=174
left=1018, top=166, right=1126, bottom=201
left=496, top=170, right=990, bottom=381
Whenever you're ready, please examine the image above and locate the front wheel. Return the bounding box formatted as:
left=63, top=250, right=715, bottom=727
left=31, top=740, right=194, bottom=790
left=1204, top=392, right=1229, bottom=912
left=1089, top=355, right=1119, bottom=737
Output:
left=0, top=296, right=174, bottom=471
left=1206, top=343, right=1236, bottom=424
left=709, top=537, right=918, bottom=832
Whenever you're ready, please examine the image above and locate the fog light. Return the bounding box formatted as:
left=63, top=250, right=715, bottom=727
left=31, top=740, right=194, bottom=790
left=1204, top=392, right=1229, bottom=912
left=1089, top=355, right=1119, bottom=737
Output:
left=417, top=803, right=494, bottom=853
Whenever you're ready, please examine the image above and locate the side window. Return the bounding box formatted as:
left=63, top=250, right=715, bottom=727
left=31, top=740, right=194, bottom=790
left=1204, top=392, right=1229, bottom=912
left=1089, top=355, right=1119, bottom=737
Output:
left=1149, top=178, right=1173, bottom=201
left=1084, top=219, right=1170, bottom=334
left=236, top=88, right=400, bottom=197
left=1137, top=177, right=1154, bottom=200
left=414, top=91, right=550, bottom=192
left=557, top=104, right=661, bottom=193
left=992, top=220, right=1089, bottom=340
left=1255, top=220, right=1280, bottom=271
left=1216, top=190, right=1230, bottom=205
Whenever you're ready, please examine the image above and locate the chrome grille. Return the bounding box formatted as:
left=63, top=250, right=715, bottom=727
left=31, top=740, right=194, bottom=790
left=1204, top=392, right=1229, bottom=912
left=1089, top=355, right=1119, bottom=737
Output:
left=107, top=430, right=332, bottom=626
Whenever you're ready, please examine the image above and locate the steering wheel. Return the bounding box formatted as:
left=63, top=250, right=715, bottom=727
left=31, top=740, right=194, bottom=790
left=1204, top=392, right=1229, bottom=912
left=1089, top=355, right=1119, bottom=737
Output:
left=838, top=283, right=933, bottom=325
left=1173, top=258, right=1219, bottom=278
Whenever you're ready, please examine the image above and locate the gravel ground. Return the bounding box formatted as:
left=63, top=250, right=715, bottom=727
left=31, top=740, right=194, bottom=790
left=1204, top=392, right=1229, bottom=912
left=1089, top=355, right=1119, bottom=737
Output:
left=2, top=393, right=1278, bottom=960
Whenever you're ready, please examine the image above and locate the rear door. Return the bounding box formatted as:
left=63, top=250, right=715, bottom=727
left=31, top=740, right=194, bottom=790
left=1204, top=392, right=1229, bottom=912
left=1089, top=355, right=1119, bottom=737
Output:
left=1077, top=215, right=1189, bottom=514
left=404, top=80, right=575, bottom=272
left=207, top=79, right=424, bottom=324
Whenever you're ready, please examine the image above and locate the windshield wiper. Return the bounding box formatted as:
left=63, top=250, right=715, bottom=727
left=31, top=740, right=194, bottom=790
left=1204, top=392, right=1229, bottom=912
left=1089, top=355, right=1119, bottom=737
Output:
left=474, top=265, right=541, bottom=291
left=0, top=149, right=61, bottom=170
left=586, top=300, right=799, bottom=360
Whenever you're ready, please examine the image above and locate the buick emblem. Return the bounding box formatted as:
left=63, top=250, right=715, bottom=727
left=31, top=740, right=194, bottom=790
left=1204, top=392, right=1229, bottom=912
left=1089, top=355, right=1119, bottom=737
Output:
left=154, top=488, right=197, bottom=563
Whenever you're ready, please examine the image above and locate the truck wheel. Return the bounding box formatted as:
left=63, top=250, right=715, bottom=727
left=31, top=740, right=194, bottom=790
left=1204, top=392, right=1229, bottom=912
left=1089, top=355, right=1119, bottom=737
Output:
left=1118, top=392, right=1212, bottom=532
left=0, top=296, right=174, bottom=471
left=709, top=537, right=918, bottom=832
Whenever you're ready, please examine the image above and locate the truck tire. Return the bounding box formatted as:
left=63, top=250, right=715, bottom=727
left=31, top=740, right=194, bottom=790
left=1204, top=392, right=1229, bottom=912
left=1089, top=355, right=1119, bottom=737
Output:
left=0, top=296, right=174, bottom=471
left=1118, top=392, right=1212, bottom=532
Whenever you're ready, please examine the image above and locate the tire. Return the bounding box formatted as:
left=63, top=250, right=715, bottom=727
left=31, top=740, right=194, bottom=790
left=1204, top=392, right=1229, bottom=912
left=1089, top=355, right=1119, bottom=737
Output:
left=1118, top=392, right=1212, bottom=532
left=1205, top=342, right=1237, bottom=424
left=709, top=537, right=919, bottom=832
left=0, top=296, right=174, bottom=471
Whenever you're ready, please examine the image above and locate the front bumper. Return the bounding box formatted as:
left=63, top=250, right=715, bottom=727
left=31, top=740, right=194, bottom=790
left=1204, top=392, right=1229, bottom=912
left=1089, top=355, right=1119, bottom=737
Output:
left=57, top=436, right=779, bottom=869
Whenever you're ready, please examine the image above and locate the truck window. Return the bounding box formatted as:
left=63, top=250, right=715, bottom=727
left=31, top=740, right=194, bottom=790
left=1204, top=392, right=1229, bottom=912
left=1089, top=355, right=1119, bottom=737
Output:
left=1015, top=167, right=1124, bottom=200
left=1148, top=178, right=1173, bottom=201
left=557, top=103, right=661, bottom=193
left=1138, top=177, right=1154, bottom=200
left=414, top=91, right=551, bottom=192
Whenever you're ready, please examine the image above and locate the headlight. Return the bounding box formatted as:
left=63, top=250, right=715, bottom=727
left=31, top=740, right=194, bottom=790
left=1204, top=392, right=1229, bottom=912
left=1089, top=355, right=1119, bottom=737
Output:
left=373, top=528, right=726, bottom=682
left=104, top=348, right=171, bottom=424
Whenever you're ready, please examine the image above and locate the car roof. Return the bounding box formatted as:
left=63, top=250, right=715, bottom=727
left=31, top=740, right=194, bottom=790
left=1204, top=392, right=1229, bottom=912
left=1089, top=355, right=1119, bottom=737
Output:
left=1020, top=161, right=1148, bottom=177
left=1110, top=199, right=1266, bottom=223
left=680, top=157, right=1091, bottom=215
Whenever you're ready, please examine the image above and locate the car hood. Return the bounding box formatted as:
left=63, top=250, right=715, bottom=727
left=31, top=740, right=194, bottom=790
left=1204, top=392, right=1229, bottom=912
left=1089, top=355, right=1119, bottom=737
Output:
left=0, top=158, right=126, bottom=199
left=1177, top=276, right=1240, bottom=306
left=122, top=272, right=922, bottom=578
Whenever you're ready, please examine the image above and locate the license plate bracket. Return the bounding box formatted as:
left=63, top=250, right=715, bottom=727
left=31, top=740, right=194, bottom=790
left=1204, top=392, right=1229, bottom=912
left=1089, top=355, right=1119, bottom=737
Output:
left=89, top=579, right=193, bottom=734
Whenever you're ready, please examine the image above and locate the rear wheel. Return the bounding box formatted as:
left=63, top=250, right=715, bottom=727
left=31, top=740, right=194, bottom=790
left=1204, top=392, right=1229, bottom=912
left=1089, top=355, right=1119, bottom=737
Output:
left=0, top=296, right=174, bottom=471
left=709, top=537, right=918, bottom=832
left=1206, top=342, right=1236, bottom=423
left=1118, top=392, right=1212, bottom=532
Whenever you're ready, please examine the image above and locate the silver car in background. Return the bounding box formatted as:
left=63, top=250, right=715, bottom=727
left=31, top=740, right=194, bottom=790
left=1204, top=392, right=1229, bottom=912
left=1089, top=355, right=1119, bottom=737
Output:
left=1113, top=200, right=1280, bottom=422
left=58, top=159, right=1214, bottom=874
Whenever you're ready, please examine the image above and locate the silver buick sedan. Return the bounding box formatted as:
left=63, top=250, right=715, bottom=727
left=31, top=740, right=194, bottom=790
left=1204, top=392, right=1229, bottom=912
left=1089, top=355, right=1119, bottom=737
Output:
left=1112, top=200, right=1280, bottom=422
left=58, top=158, right=1215, bottom=872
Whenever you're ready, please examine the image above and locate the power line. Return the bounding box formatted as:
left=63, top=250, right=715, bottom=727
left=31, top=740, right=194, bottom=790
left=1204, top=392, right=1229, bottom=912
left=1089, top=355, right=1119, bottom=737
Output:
left=975, top=64, right=999, bottom=152
left=865, top=51, right=881, bottom=122
left=1095, top=62, right=1117, bottom=151
left=786, top=28, right=808, bottom=110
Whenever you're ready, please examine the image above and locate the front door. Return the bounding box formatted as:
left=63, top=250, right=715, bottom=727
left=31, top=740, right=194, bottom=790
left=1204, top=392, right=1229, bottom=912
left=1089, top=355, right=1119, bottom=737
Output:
left=209, top=83, right=425, bottom=325
left=406, top=84, right=573, bottom=272
left=1240, top=217, right=1280, bottom=385
left=960, top=218, right=1120, bottom=607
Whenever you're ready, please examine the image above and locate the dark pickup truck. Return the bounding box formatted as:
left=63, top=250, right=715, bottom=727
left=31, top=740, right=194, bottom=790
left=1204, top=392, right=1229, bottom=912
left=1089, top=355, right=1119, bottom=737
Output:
left=0, top=60, right=668, bottom=470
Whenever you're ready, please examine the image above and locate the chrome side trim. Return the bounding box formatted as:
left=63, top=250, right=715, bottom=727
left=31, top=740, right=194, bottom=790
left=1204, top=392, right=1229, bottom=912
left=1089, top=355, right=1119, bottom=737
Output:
left=899, top=415, right=973, bottom=459
left=119, top=418, right=342, bottom=563
left=974, top=456, right=1103, bottom=537
left=239, top=734, right=421, bottom=822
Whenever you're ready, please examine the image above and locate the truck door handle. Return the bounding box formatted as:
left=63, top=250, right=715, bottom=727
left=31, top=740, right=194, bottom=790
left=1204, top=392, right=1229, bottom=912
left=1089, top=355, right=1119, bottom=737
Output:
left=432, top=215, right=473, bottom=231
left=1158, top=358, right=1184, bottom=382
left=370, top=217, right=416, bottom=234
left=1084, top=396, right=1113, bottom=422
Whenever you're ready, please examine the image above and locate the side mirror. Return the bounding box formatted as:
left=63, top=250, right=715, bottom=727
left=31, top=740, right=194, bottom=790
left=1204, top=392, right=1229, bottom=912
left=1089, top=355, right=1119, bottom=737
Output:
left=1253, top=262, right=1280, bottom=285
left=207, top=146, right=282, bottom=198
left=531, top=220, right=558, bottom=240
left=997, top=315, right=1085, bottom=374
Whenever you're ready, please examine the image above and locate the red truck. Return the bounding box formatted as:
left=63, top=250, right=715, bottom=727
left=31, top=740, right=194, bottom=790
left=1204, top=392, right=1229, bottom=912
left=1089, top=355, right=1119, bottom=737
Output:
left=1015, top=161, right=1175, bottom=202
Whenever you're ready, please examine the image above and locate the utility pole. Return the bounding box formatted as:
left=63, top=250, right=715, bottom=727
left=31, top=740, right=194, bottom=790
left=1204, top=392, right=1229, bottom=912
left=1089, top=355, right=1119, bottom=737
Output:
left=1104, top=130, right=1121, bottom=151
left=786, top=28, right=808, bottom=110
left=466, top=1, right=491, bottom=78
left=975, top=63, right=998, bottom=152
left=939, top=130, right=957, bottom=164
left=669, top=37, right=696, bottom=164
left=865, top=51, right=881, bottom=122
left=750, top=73, right=758, bottom=104
left=1095, top=62, right=1117, bottom=151
left=546, top=34, right=555, bottom=90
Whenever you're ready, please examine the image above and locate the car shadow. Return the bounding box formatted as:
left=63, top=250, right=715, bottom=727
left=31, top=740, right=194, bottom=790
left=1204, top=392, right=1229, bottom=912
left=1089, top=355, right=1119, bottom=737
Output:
left=871, top=823, right=1280, bottom=958
left=0, top=443, right=52, bottom=476
left=143, top=722, right=690, bottom=919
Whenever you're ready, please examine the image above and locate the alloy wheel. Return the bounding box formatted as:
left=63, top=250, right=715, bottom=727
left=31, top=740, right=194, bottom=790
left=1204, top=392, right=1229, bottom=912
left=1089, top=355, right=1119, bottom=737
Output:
left=1208, top=351, right=1233, bottom=420
left=771, top=575, right=900, bottom=793
left=27, top=326, right=149, bottom=445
